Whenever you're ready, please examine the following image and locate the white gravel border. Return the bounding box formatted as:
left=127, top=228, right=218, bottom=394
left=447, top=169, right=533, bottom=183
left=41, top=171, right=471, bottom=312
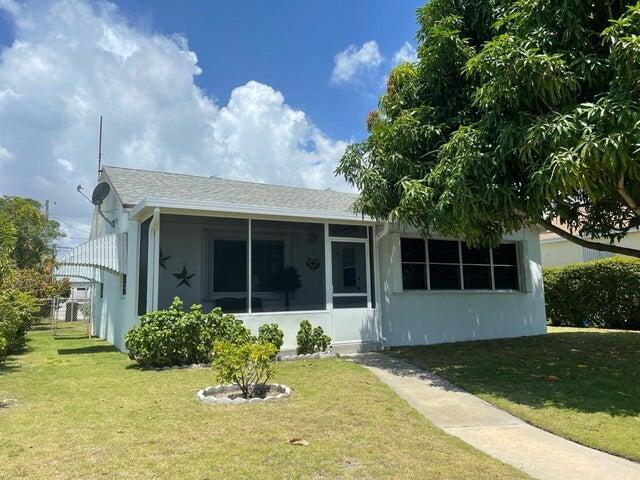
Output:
left=147, top=363, right=210, bottom=371
left=277, top=352, right=338, bottom=362
left=197, top=383, right=292, bottom=404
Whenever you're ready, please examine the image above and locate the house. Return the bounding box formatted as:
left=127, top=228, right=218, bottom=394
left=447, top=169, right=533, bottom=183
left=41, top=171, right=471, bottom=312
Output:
left=70, top=281, right=92, bottom=301
left=55, top=166, right=547, bottom=353
left=540, top=227, right=640, bottom=267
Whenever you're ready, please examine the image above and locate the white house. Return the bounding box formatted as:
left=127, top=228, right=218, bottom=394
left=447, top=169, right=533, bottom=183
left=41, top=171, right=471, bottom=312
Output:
left=55, top=166, right=547, bottom=353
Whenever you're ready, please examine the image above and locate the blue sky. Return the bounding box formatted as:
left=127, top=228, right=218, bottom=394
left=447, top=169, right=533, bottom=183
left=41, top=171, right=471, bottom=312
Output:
left=112, top=0, right=423, bottom=139
left=0, top=0, right=423, bottom=245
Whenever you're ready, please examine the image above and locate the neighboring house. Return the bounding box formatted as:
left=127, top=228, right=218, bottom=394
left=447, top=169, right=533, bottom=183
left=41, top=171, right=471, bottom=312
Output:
left=71, top=281, right=92, bottom=300
left=540, top=229, right=640, bottom=267
left=55, top=166, right=547, bottom=353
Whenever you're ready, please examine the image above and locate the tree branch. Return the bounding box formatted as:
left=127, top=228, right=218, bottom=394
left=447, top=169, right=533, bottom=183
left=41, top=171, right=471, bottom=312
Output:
left=617, top=175, right=640, bottom=217
left=538, top=217, right=640, bottom=258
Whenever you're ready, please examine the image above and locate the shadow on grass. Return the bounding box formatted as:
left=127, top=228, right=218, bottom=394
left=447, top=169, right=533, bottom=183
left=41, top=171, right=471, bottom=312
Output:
left=29, top=324, right=53, bottom=332
left=54, top=336, right=91, bottom=340
left=390, top=330, right=640, bottom=418
left=57, top=345, right=119, bottom=355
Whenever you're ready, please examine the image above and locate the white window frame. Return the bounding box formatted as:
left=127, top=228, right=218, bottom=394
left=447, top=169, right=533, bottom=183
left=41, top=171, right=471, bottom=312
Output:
left=400, top=237, right=522, bottom=293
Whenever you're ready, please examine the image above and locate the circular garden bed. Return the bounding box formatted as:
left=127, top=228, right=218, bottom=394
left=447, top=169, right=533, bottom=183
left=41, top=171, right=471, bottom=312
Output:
left=197, top=383, right=291, bottom=405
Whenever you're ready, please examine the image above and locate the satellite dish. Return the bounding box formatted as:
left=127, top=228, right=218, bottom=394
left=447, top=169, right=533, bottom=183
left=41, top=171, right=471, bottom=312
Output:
left=91, top=182, right=110, bottom=206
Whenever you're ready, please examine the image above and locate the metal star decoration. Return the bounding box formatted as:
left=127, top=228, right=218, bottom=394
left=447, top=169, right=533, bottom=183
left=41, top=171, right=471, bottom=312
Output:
left=159, top=249, right=172, bottom=270
left=173, top=266, right=195, bottom=288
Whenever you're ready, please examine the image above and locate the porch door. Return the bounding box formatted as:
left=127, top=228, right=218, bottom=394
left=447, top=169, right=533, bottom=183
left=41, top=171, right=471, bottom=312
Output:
left=330, top=240, right=370, bottom=309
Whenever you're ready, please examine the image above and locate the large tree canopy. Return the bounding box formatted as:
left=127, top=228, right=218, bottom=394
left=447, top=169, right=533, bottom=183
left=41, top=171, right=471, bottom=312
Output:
left=337, top=0, right=640, bottom=257
left=0, top=196, right=63, bottom=269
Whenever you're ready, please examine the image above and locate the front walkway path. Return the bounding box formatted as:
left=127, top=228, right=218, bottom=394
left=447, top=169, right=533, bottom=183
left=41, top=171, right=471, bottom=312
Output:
left=353, top=353, right=640, bottom=480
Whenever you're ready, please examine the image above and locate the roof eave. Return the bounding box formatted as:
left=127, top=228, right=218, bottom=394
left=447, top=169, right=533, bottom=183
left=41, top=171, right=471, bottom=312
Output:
left=128, top=197, right=374, bottom=224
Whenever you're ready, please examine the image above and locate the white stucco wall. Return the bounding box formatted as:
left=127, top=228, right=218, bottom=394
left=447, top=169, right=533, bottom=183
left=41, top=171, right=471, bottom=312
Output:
left=89, top=184, right=141, bottom=351
left=378, top=227, right=547, bottom=346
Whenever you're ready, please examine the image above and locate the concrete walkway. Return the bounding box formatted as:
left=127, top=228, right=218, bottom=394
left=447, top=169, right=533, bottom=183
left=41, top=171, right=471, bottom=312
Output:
left=353, top=353, right=640, bottom=480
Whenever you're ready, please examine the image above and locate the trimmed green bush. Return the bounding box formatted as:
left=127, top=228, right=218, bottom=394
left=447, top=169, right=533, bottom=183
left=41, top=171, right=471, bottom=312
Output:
left=212, top=340, right=277, bottom=398
left=257, top=323, right=284, bottom=353
left=296, top=320, right=331, bottom=354
left=543, top=257, right=640, bottom=330
left=125, top=297, right=253, bottom=367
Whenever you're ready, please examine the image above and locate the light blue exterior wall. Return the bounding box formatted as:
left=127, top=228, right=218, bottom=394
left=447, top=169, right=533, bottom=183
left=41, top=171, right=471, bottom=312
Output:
left=89, top=186, right=546, bottom=352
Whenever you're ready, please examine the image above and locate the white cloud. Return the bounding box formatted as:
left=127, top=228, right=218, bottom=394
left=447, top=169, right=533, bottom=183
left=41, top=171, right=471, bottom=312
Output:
left=0, top=0, right=351, bottom=248
left=56, top=158, right=74, bottom=171
left=331, top=40, right=383, bottom=84
left=393, top=41, right=417, bottom=64
left=0, top=145, right=13, bottom=163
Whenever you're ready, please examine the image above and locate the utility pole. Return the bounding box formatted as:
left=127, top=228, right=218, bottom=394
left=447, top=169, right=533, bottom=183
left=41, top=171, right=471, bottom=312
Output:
left=45, top=199, right=56, bottom=220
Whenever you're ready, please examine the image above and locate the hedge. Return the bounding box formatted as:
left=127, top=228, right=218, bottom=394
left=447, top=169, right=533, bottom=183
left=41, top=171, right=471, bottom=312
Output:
left=0, top=289, right=38, bottom=361
left=543, top=257, right=640, bottom=330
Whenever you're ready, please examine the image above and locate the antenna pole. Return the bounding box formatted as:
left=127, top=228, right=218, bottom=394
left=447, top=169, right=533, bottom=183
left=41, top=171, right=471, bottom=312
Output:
left=98, top=115, right=103, bottom=174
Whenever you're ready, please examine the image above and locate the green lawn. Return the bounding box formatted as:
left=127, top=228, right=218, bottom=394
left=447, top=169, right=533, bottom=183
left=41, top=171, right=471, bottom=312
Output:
left=0, top=325, right=527, bottom=480
left=392, top=327, right=640, bottom=462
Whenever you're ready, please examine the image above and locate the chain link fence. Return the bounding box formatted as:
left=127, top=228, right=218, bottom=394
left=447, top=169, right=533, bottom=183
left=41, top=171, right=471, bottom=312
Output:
left=29, top=297, right=92, bottom=337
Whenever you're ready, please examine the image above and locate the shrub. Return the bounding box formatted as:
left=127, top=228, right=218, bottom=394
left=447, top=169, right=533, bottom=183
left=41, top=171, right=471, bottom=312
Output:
left=0, top=289, right=38, bottom=361
left=296, top=320, right=331, bottom=354
left=257, top=323, right=284, bottom=353
left=212, top=340, right=277, bottom=398
left=543, top=257, right=640, bottom=330
left=125, top=297, right=253, bottom=367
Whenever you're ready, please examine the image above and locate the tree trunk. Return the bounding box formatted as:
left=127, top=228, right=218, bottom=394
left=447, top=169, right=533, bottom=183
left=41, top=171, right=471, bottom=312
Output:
left=538, top=217, right=640, bottom=259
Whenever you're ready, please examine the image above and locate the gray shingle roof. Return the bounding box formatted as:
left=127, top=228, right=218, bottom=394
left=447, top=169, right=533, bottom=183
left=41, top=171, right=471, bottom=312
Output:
left=102, top=165, right=358, bottom=215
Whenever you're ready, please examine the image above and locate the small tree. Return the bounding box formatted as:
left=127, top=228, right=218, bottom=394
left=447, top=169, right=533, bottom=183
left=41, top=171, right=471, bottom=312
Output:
left=212, top=340, right=277, bottom=398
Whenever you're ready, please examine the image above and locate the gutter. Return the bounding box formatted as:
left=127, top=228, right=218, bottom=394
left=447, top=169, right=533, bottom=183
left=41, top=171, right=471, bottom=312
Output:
left=129, top=197, right=375, bottom=224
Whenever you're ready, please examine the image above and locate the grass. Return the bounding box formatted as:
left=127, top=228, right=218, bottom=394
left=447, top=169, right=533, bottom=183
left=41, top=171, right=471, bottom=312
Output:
left=392, top=327, right=640, bottom=462
left=0, top=324, right=528, bottom=480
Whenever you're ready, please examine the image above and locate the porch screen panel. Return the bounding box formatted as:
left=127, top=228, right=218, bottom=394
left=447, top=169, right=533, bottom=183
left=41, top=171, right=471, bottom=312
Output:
left=204, top=218, right=249, bottom=313
left=251, top=220, right=325, bottom=312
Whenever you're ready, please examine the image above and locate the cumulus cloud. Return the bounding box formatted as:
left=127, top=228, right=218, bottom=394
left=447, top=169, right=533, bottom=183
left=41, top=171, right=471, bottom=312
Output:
left=0, top=0, right=350, bottom=247
left=393, top=41, right=417, bottom=64
left=331, top=40, right=383, bottom=84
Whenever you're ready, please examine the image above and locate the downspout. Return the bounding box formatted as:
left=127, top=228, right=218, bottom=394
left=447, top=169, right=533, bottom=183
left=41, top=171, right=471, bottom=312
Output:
left=146, top=208, right=160, bottom=312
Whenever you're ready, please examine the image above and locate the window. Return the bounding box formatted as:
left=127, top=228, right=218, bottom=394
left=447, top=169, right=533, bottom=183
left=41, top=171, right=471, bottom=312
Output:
left=100, top=283, right=104, bottom=299
left=342, top=246, right=356, bottom=287
left=492, top=243, right=519, bottom=290
left=251, top=220, right=325, bottom=312
left=401, top=238, right=426, bottom=290
left=428, top=240, right=461, bottom=290
left=203, top=217, right=249, bottom=313
left=214, top=239, right=247, bottom=292
left=121, top=274, right=127, bottom=296
left=400, top=238, right=521, bottom=291
left=461, top=244, right=491, bottom=290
